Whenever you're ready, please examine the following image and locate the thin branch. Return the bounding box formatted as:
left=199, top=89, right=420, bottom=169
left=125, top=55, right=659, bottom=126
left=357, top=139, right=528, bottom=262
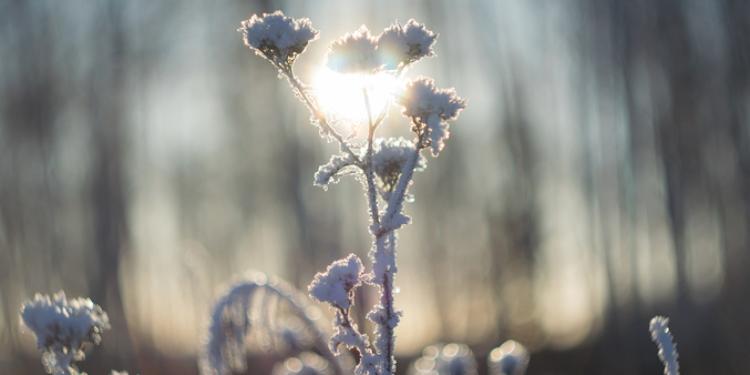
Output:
left=363, top=88, right=381, bottom=227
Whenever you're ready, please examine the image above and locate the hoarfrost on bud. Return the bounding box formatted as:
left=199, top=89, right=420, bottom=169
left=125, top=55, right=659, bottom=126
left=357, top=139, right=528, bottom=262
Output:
left=488, top=340, right=529, bottom=375
left=20, top=292, right=110, bottom=375
left=314, top=153, right=358, bottom=188
left=371, top=137, right=426, bottom=200
left=409, top=343, right=477, bottom=375
left=650, top=316, right=680, bottom=375
left=378, top=19, right=437, bottom=70
left=327, top=26, right=381, bottom=74
left=400, top=77, right=466, bottom=156
left=239, top=11, right=318, bottom=67
left=308, top=254, right=365, bottom=310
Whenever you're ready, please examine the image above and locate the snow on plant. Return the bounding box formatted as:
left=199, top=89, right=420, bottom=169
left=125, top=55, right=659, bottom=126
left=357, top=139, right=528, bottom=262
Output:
left=19, top=292, right=110, bottom=375
left=201, top=272, right=343, bottom=375
left=409, top=343, right=477, bottom=375
left=488, top=340, right=529, bottom=375
left=238, top=11, right=464, bottom=375
left=650, top=316, right=680, bottom=375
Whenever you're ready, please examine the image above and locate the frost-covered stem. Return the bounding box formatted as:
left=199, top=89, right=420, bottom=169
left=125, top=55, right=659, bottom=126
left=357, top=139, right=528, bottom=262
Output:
left=336, top=306, right=372, bottom=359
left=379, top=135, right=425, bottom=233
left=281, top=65, right=361, bottom=164
left=362, top=88, right=381, bottom=227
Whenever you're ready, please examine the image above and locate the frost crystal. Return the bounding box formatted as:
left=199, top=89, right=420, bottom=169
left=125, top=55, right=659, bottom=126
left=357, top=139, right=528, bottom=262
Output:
left=488, top=340, right=529, bottom=375
left=371, top=137, right=426, bottom=200
left=239, top=11, right=318, bottom=67
left=378, top=19, right=437, bottom=70
left=399, top=77, right=465, bottom=156
left=327, top=26, right=381, bottom=74
left=650, top=316, right=680, bottom=375
left=20, top=292, right=110, bottom=375
left=314, top=152, right=358, bottom=188
left=308, top=254, right=365, bottom=310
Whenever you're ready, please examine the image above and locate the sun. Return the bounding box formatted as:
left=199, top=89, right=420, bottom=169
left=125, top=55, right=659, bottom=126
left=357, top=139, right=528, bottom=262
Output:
left=311, top=68, right=401, bottom=133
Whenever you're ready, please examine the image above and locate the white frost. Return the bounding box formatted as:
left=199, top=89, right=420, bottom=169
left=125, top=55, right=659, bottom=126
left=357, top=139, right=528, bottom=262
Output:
left=308, top=254, right=365, bottom=310
left=327, top=26, right=381, bottom=74
left=20, top=292, right=110, bottom=375
left=378, top=19, right=437, bottom=70
left=239, top=11, right=318, bottom=66
left=399, top=78, right=465, bottom=156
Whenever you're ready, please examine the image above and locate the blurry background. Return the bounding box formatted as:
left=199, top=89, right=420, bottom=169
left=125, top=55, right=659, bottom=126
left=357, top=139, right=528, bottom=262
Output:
left=1, top=0, right=749, bottom=374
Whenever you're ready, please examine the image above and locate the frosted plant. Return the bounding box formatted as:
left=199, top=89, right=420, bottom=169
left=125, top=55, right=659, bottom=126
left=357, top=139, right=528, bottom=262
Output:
left=409, top=343, right=478, bottom=375
left=487, top=340, right=529, bottom=375
left=201, top=273, right=343, bottom=375
left=238, top=11, right=465, bottom=374
left=19, top=292, right=110, bottom=375
left=273, top=352, right=335, bottom=375
left=650, top=316, right=680, bottom=375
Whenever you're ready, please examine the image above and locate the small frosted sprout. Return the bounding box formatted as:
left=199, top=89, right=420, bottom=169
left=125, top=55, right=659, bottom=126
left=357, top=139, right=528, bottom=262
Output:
left=650, top=316, right=680, bottom=375
left=378, top=19, right=437, bottom=70
left=314, top=153, right=358, bottom=188
left=327, top=26, right=382, bottom=74
left=399, top=78, right=466, bottom=156
left=238, top=11, right=318, bottom=69
left=409, top=343, right=478, bottom=375
left=488, top=340, right=529, bottom=375
left=273, top=352, right=334, bottom=375
left=20, top=292, right=110, bottom=375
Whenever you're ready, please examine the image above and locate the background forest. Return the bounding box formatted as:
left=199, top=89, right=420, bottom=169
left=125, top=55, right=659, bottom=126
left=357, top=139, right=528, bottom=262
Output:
left=1, top=0, right=749, bottom=374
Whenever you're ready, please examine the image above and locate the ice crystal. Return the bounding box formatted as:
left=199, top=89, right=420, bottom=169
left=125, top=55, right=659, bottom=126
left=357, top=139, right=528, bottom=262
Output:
left=650, top=316, right=679, bottom=375
left=239, top=11, right=318, bottom=68
left=378, top=19, right=437, bottom=70
left=308, top=254, right=365, bottom=310
left=327, top=26, right=381, bottom=74
left=20, top=292, right=110, bottom=375
left=400, top=77, right=466, bottom=156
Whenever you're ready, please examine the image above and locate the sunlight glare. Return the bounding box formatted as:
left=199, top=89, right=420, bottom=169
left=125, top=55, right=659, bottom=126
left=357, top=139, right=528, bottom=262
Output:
left=312, top=68, right=401, bottom=134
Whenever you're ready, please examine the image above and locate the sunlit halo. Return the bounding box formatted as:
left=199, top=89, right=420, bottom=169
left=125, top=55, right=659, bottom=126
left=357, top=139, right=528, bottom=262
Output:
left=311, top=68, right=402, bottom=133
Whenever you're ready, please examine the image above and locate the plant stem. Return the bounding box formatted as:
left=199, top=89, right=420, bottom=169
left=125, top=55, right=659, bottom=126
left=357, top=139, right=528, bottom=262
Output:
left=362, top=88, right=381, bottom=227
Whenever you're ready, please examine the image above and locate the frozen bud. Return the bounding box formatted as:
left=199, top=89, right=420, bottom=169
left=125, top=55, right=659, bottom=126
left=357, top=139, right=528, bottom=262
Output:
left=308, top=254, right=365, bottom=310
left=378, top=19, right=437, bottom=70
left=314, top=153, right=358, bottom=188
left=239, top=11, right=318, bottom=67
left=327, top=26, right=381, bottom=74
left=399, top=77, right=466, bottom=156
left=20, top=292, right=110, bottom=375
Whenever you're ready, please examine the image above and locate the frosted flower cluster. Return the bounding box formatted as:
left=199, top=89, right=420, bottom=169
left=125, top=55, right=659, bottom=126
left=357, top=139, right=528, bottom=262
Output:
left=371, top=137, right=426, bottom=199
left=327, top=19, right=436, bottom=74
left=378, top=20, right=437, bottom=70
left=20, top=292, right=110, bottom=375
left=308, top=254, right=364, bottom=310
left=650, top=316, right=680, bottom=375
left=238, top=11, right=318, bottom=68
left=400, top=77, right=466, bottom=156
left=327, top=26, right=381, bottom=73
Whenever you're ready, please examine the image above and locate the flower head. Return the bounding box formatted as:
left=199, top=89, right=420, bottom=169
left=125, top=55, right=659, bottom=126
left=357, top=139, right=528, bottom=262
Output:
left=399, top=77, right=466, bottom=156
left=326, top=26, right=381, bottom=74
left=239, top=11, right=318, bottom=67
left=371, top=137, right=426, bottom=199
left=308, top=254, right=364, bottom=310
left=20, top=292, right=110, bottom=374
left=378, top=19, right=437, bottom=70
